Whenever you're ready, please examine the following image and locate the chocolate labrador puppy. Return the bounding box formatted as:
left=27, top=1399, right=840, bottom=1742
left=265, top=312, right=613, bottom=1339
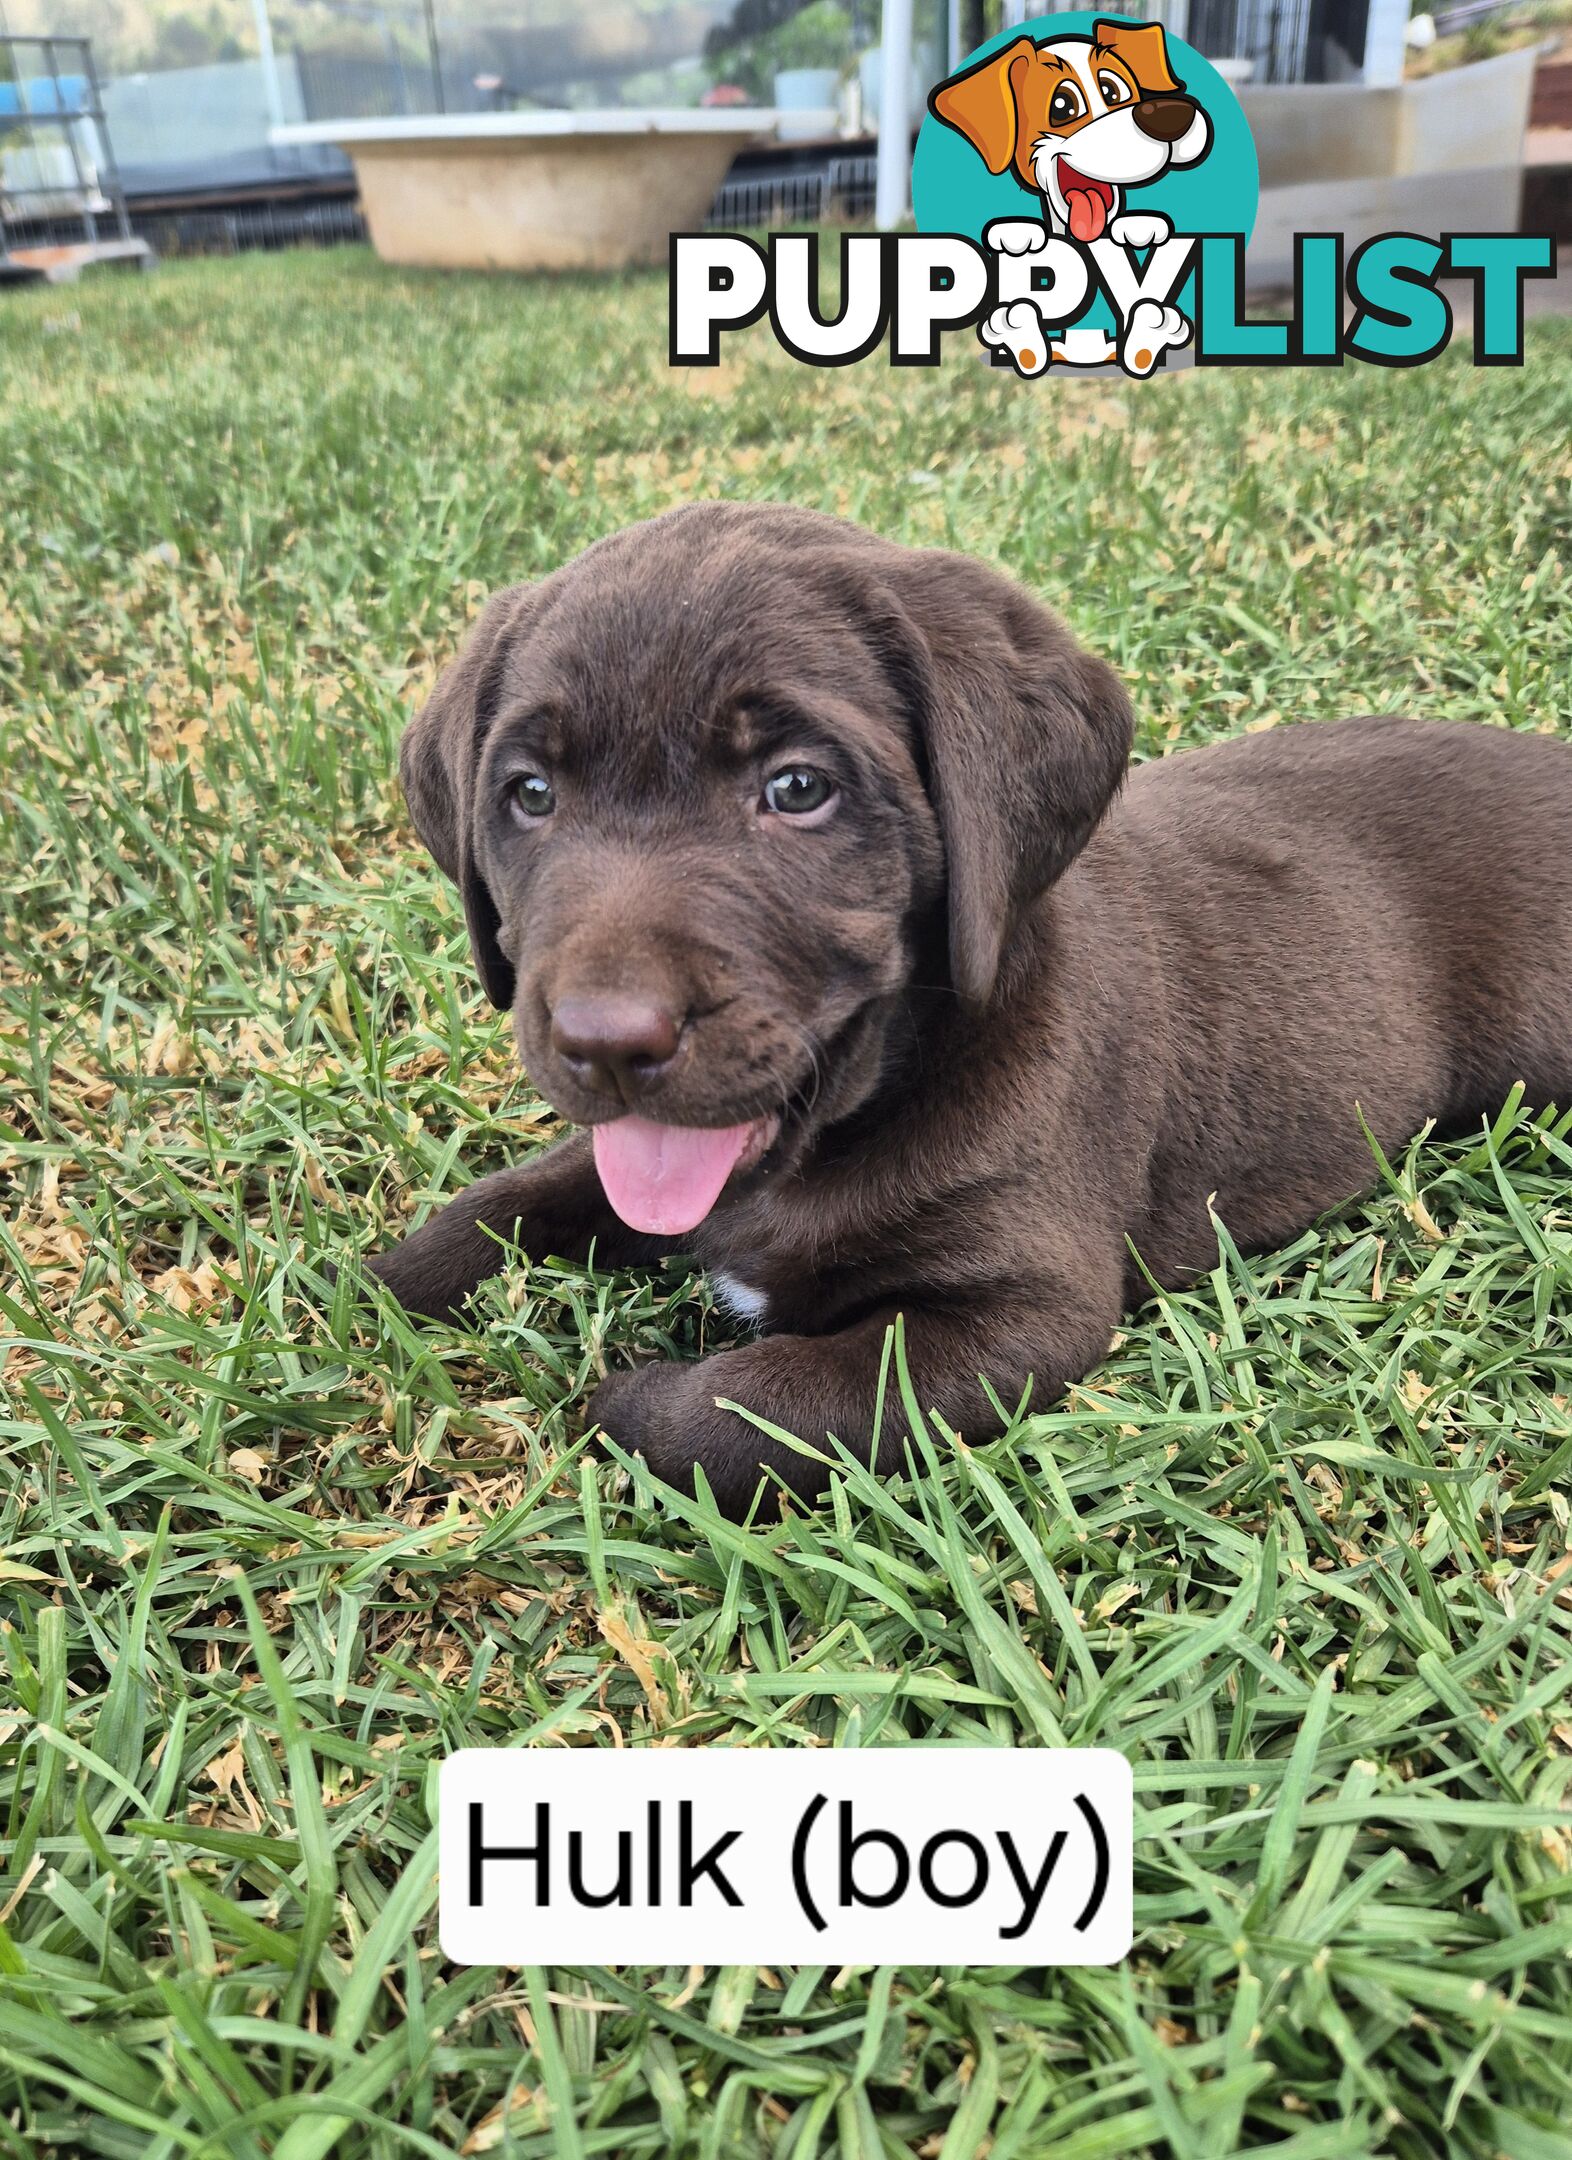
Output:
left=369, top=502, right=1572, bottom=1512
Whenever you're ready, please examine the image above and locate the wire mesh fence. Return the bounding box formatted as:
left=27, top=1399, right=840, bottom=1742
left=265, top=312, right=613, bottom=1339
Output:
left=1, top=0, right=1368, bottom=272
left=0, top=34, right=134, bottom=245
left=7, top=145, right=878, bottom=260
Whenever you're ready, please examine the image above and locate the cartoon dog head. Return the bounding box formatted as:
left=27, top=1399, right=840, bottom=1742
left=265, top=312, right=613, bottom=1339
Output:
left=931, top=19, right=1212, bottom=242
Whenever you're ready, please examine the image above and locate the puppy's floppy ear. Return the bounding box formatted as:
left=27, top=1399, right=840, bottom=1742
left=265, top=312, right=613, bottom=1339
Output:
left=897, top=552, right=1134, bottom=1007
left=1093, top=18, right=1182, bottom=95
left=399, top=584, right=537, bottom=1011
left=929, top=36, right=1037, bottom=176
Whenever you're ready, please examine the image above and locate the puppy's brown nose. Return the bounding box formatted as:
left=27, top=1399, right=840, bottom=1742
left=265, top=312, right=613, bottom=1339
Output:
left=1132, top=95, right=1196, bottom=142
left=550, top=996, right=681, bottom=1104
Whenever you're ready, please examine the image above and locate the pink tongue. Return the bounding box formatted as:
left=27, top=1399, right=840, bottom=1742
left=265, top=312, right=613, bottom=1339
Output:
left=593, top=1116, right=758, bottom=1236
left=1066, top=187, right=1107, bottom=243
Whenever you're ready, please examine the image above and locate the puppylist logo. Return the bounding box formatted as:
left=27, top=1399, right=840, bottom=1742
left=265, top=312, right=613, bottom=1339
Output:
left=670, top=11, right=1555, bottom=376
left=927, top=14, right=1223, bottom=377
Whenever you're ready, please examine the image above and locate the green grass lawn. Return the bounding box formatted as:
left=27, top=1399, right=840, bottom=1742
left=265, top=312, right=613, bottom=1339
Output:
left=3, top=247, right=1572, bottom=2158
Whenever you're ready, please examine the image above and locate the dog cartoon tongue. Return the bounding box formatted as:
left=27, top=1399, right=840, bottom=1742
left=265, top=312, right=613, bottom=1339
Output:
left=1065, top=187, right=1107, bottom=243
left=593, top=1115, right=776, bottom=1236
left=1059, top=165, right=1110, bottom=243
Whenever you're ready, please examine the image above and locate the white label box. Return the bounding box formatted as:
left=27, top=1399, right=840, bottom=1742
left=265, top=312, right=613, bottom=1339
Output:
left=440, top=1748, right=1132, bottom=1966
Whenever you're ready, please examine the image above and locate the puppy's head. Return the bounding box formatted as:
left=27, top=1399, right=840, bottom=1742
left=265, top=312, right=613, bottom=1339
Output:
left=931, top=20, right=1211, bottom=238
left=400, top=505, right=1132, bottom=1235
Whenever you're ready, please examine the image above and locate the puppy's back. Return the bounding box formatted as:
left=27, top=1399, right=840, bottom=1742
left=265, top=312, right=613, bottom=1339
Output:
left=1113, top=712, right=1572, bottom=1128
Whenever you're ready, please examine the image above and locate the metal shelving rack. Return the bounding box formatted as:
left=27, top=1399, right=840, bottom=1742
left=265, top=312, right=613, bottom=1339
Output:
left=0, top=32, right=153, bottom=283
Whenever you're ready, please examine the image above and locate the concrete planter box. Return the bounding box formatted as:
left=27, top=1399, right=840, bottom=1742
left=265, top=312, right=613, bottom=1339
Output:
left=271, top=109, right=777, bottom=273
left=1242, top=50, right=1537, bottom=286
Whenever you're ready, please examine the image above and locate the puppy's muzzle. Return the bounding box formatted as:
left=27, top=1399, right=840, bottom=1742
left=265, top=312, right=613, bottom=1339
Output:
left=1132, top=95, right=1197, bottom=142
left=550, top=994, right=682, bottom=1107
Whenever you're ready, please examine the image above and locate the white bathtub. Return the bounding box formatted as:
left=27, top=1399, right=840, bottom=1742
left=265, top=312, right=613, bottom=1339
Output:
left=272, top=109, right=779, bottom=273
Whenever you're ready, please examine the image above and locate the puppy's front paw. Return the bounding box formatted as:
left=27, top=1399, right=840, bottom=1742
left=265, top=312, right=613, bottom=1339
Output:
left=585, top=1354, right=808, bottom=1515
left=1109, top=211, right=1172, bottom=250
left=360, top=1247, right=466, bottom=1324
left=586, top=1360, right=723, bottom=1496
left=983, top=217, right=1049, bottom=257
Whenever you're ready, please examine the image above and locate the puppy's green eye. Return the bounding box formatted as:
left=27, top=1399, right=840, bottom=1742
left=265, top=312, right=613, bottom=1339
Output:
left=762, top=767, right=836, bottom=817
left=509, top=773, right=555, bottom=819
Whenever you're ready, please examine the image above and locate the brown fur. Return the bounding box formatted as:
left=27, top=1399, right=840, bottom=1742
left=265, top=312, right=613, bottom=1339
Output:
left=369, top=503, right=1572, bottom=1513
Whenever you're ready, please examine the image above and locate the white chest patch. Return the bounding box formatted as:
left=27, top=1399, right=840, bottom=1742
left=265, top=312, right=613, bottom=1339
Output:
left=710, top=1270, right=770, bottom=1327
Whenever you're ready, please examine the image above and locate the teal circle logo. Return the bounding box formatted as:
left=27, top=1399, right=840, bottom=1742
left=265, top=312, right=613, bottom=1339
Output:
left=913, top=13, right=1257, bottom=255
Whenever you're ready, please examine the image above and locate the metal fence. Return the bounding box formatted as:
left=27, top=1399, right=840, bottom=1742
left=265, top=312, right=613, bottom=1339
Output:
left=288, top=0, right=740, bottom=119
left=294, top=49, right=432, bottom=120
left=0, top=34, right=133, bottom=243
left=2, top=0, right=1372, bottom=269
left=1432, top=0, right=1529, bottom=29
left=124, top=195, right=367, bottom=258
left=9, top=149, right=876, bottom=262
left=710, top=152, right=877, bottom=229
left=1184, top=0, right=1317, bottom=82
